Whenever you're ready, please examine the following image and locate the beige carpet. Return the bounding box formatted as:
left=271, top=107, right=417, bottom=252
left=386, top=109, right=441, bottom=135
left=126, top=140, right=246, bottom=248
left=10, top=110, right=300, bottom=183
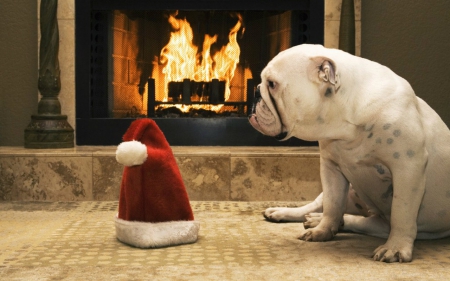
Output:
left=1, top=201, right=450, bottom=280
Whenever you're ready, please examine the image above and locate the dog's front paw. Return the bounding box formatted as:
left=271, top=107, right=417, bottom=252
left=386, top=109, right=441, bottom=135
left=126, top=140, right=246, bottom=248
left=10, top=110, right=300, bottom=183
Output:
left=372, top=241, right=413, bottom=263
left=298, top=227, right=336, bottom=242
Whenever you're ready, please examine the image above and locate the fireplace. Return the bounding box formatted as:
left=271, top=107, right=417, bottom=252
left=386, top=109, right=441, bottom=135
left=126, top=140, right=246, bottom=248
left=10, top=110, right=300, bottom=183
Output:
left=76, top=0, right=323, bottom=145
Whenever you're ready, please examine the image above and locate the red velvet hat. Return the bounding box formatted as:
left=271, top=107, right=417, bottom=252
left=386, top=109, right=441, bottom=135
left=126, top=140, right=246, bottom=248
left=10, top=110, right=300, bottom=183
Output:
left=114, top=118, right=199, bottom=248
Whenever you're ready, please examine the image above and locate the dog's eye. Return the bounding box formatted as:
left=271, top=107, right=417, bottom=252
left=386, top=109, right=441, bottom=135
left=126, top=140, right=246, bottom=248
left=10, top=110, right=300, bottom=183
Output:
left=268, top=81, right=276, bottom=89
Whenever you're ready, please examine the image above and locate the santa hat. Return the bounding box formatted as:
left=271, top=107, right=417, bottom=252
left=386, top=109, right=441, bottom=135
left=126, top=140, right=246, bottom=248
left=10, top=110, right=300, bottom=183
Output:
left=114, top=118, right=200, bottom=248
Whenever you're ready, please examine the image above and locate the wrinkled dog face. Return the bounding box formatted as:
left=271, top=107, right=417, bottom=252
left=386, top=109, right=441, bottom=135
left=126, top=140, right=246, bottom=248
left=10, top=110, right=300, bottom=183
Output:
left=248, top=45, right=340, bottom=142
left=248, top=55, right=291, bottom=140
left=248, top=84, right=287, bottom=140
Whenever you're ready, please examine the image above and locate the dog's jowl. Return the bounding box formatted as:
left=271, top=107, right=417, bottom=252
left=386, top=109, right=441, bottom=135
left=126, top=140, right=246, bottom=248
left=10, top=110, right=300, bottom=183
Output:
left=249, top=44, right=450, bottom=263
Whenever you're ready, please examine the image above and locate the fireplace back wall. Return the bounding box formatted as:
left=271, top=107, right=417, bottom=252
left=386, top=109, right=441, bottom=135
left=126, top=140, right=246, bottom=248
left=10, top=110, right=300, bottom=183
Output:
left=76, top=0, right=324, bottom=146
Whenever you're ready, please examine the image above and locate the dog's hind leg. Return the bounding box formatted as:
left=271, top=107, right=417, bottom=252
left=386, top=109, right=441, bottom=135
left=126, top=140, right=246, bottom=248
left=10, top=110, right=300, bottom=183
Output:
left=263, top=186, right=369, bottom=223
left=263, top=193, right=324, bottom=222
left=303, top=212, right=327, bottom=229
left=341, top=214, right=390, bottom=238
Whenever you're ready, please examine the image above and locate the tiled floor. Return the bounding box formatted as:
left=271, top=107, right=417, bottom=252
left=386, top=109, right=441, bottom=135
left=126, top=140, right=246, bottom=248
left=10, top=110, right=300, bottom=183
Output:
left=1, top=201, right=450, bottom=280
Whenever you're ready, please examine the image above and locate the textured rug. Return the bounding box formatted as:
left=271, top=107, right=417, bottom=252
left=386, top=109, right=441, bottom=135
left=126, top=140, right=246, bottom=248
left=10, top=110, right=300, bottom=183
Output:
left=1, top=201, right=450, bottom=280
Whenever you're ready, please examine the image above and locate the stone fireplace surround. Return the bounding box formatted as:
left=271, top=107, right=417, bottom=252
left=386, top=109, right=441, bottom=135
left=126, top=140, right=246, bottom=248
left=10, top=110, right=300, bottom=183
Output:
left=0, top=0, right=360, bottom=202
left=76, top=0, right=325, bottom=146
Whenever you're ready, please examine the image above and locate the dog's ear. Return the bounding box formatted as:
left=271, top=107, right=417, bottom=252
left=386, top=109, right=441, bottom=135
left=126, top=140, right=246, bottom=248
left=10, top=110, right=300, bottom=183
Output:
left=308, top=57, right=340, bottom=92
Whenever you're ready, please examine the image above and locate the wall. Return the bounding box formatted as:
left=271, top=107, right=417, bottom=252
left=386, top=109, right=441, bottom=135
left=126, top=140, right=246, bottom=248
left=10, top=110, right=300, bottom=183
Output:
left=0, top=0, right=38, bottom=145
left=362, top=0, right=450, bottom=126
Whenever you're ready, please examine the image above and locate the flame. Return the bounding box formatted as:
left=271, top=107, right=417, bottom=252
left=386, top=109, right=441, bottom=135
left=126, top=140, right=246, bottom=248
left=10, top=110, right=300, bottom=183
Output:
left=198, top=34, right=217, bottom=82
left=158, top=12, right=243, bottom=109
left=160, top=15, right=198, bottom=84
left=212, top=14, right=242, bottom=98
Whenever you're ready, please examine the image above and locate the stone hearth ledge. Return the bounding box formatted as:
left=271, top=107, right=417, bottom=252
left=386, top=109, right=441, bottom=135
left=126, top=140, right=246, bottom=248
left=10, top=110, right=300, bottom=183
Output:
left=0, top=146, right=321, bottom=202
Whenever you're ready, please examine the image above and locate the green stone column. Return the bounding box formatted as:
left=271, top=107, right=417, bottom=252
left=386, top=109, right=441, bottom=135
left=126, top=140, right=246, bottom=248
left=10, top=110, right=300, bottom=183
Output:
left=24, top=0, right=74, bottom=148
left=339, top=0, right=356, bottom=55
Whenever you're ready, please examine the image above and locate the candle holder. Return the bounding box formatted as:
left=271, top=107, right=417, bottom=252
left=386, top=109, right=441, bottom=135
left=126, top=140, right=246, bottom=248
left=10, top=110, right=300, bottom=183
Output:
left=24, top=0, right=74, bottom=148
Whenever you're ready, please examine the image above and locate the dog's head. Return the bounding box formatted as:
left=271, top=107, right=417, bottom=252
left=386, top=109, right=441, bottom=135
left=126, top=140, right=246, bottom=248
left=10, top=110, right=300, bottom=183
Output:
left=248, top=44, right=341, bottom=141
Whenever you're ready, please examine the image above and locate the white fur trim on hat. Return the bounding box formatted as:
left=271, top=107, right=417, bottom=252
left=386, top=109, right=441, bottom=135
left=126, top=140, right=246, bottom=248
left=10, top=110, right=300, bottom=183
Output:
left=115, top=215, right=200, bottom=248
left=116, top=140, right=148, bottom=166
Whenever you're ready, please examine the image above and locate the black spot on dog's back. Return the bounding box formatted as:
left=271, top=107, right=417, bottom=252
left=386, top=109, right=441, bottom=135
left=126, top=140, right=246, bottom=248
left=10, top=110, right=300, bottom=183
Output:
left=383, top=123, right=392, bottom=130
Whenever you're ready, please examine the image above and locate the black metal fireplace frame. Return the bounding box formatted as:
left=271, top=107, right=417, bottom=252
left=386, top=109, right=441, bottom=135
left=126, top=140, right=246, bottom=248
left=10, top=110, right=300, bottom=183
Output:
left=75, top=0, right=323, bottom=146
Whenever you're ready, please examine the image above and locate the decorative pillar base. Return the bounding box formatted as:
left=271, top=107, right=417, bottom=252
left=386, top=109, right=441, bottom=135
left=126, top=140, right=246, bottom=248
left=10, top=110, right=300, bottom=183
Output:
left=24, top=114, right=74, bottom=148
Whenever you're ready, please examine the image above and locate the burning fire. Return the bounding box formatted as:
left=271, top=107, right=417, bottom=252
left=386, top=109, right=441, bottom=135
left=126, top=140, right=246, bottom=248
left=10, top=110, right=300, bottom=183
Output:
left=157, top=12, right=244, bottom=108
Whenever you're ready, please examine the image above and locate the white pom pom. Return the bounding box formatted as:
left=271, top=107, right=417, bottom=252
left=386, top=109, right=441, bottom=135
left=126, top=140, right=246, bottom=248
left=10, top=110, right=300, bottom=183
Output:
left=116, top=140, right=148, bottom=166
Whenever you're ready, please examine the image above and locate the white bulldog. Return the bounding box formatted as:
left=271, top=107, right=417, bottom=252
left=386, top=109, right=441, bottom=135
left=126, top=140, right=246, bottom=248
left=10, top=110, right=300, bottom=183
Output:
left=249, top=44, right=450, bottom=263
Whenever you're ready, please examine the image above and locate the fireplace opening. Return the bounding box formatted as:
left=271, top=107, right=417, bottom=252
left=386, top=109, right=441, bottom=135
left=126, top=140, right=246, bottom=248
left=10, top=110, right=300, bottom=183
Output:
left=76, top=0, right=323, bottom=146
left=111, top=10, right=252, bottom=119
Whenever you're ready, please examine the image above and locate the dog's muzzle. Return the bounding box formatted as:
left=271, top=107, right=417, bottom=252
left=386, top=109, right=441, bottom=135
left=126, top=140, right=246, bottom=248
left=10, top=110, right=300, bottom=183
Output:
left=248, top=86, right=287, bottom=140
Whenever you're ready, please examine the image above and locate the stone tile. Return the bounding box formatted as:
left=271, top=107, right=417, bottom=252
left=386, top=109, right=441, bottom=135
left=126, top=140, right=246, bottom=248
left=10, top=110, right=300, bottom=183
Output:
left=58, top=0, right=75, bottom=20
left=324, top=20, right=340, bottom=49
left=172, top=146, right=319, bottom=157
left=92, top=156, right=123, bottom=201
left=173, top=146, right=231, bottom=157
left=0, top=146, right=90, bottom=156
left=230, top=157, right=321, bottom=201
left=355, top=0, right=362, bottom=21
left=355, top=21, right=361, bottom=57
left=176, top=157, right=230, bottom=201
left=58, top=19, right=76, bottom=130
left=0, top=146, right=322, bottom=202
left=325, top=0, right=341, bottom=21
left=0, top=157, right=92, bottom=201
left=229, top=146, right=319, bottom=157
